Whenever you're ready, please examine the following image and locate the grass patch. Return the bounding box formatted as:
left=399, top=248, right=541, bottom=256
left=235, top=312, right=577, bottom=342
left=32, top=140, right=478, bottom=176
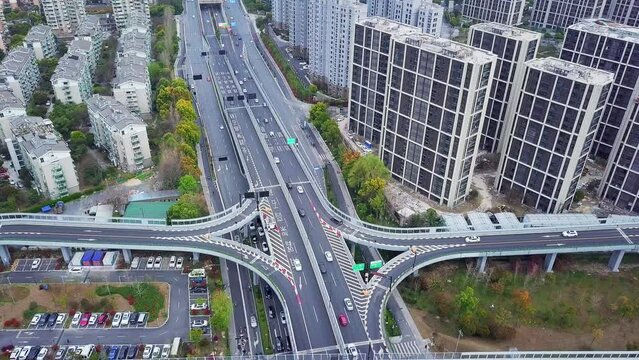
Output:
left=95, top=283, right=165, bottom=321
left=252, top=287, right=273, bottom=355
left=324, top=168, right=338, bottom=207
left=385, top=308, right=401, bottom=337
left=22, top=301, right=46, bottom=325
left=0, top=286, right=30, bottom=304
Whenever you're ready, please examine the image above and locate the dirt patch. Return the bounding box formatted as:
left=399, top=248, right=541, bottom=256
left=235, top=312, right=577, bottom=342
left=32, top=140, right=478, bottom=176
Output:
left=0, top=283, right=169, bottom=327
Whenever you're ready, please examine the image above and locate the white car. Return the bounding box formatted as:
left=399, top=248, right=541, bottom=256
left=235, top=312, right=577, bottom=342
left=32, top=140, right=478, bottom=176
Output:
left=152, top=346, right=161, bottom=359
left=31, top=258, right=41, bottom=270
left=112, top=312, right=122, bottom=327
left=274, top=157, right=280, bottom=164
left=347, top=344, right=358, bottom=359
left=18, top=347, right=30, bottom=360
left=9, top=348, right=20, bottom=360
left=121, top=312, right=130, bottom=326
left=562, top=230, right=578, bottom=237
left=71, top=313, right=81, bottom=326
left=146, top=257, right=154, bottom=269
left=30, top=314, right=41, bottom=326
left=154, top=256, right=162, bottom=268
left=88, top=314, right=97, bottom=326
left=36, top=348, right=48, bottom=360
left=324, top=251, right=333, bottom=262
left=258, top=227, right=265, bottom=236
left=296, top=185, right=304, bottom=194
left=190, top=303, right=207, bottom=311
left=250, top=315, right=257, bottom=328
left=191, top=319, right=208, bottom=328
left=161, top=345, right=170, bottom=358
left=464, top=236, right=481, bottom=243
left=176, top=257, right=183, bottom=269
left=169, top=256, right=176, bottom=268
left=142, top=345, right=153, bottom=359
left=68, top=266, right=82, bottom=274
left=261, top=241, right=269, bottom=253
left=344, top=298, right=354, bottom=311
left=293, top=259, right=302, bottom=272
left=55, top=313, right=66, bottom=325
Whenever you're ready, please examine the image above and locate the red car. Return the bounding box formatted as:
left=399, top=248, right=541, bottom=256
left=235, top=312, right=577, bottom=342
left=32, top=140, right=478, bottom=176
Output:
left=338, top=313, right=349, bottom=327
left=97, top=313, right=108, bottom=325
left=79, top=312, right=91, bottom=327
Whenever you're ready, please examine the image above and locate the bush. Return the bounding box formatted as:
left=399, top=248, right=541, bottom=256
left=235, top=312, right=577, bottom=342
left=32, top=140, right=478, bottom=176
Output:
left=95, top=283, right=164, bottom=321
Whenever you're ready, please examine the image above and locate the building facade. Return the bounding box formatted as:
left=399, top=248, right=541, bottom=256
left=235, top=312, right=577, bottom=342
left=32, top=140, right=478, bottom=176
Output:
left=461, top=0, right=525, bottom=26
left=288, top=0, right=308, bottom=57
left=40, top=0, right=86, bottom=33
left=51, top=52, right=92, bottom=104
left=0, top=48, right=40, bottom=104
left=272, top=0, right=288, bottom=28
left=23, top=25, right=57, bottom=60
left=468, top=23, right=541, bottom=153
left=348, top=17, right=420, bottom=146
left=0, top=90, right=26, bottom=139
left=367, top=0, right=443, bottom=36
left=530, top=0, right=606, bottom=30
left=380, top=34, right=497, bottom=207
left=605, top=0, right=639, bottom=27
left=110, top=0, right=150, bottom=30
left=113, top=55, right=151, bottom=114
left=86, top=95, right=152, bottom=172
left=496, top=58, right=613, bottom=213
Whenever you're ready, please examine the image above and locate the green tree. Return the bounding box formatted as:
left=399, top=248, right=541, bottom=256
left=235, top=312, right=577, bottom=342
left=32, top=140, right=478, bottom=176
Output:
left=69, top=131, right=88, bottom=160
left=319, top=120, right=341, bottom=148
left=177, top=175, right=199, bottom=194
left=407, top=208, right=444, bottom=227
left=176, top=98, right=196, bottom=122
left=309, top=102, right=329, bottom=126
left=189, top=328, right=203, bottom=342
left=176, top=120, right=201, bottom=148
left=210, top=290, right=232, bottom=332
left=346, top=155, right=390, bottom=190
left=456, top=286, right=480, bottom=316
left=167, top=194, right=204, bottom=220
left=31, top=90, right=50, bottom=106
left=9, top=35, right=25, bottom=49
left=49, top=103, right=89, bottom=139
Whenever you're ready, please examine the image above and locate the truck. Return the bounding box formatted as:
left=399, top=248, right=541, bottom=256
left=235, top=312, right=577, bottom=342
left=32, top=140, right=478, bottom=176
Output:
left=81, top=250, right=94, bottom=266
left=170, top=338, right=181, bottom=357
left=91, top=251, right=104, bottom=266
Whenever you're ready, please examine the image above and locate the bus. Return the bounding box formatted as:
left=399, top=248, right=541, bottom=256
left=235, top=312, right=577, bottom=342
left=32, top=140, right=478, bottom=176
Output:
left=170, top=337, right=181, bottom=357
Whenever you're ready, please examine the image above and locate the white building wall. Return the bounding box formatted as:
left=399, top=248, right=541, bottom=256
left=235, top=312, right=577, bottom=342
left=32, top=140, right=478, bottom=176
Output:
left=113, top=81, right=152, bottom=114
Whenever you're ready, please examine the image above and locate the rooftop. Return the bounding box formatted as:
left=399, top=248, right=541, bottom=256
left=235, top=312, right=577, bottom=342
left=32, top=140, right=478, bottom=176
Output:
left=9, top=116, right=68, bottom=158
left=25, top=25, right=54, bottom=43
left=76, top=15, right=102, bottom=38
left=528, top=57, right=615, bottom=85
left=0, top=48, right=34, bottom=75
left=470, top=22, right=542, bottom=41
left=358, top=17, right=420, bottom=36
left=119, top=29, right=149, bottom=56
left=395, top=33, right=497, bottom=64
left=51, top=52, right=89, bottom=83
left=0, top=89, right=25, bottom=109
left=124, top=201, right=175, bottom=219
left=115, top=55, right=148, bottom=84
left=569, top=18, right=639, bottom=43
left=86, top=94, right=146, bottom=130
left=69, top=38, right=93, bottom=55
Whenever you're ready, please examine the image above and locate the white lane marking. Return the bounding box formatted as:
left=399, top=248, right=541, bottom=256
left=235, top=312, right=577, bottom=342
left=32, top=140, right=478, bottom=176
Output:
left=618, top=228, right=633, bottom=244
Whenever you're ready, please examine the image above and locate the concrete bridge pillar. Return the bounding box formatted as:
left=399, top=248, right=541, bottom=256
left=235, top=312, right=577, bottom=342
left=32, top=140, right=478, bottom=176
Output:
left=608, top=250, right=625, bottom=272
left=350, top=242, right=356, bottom=256
left=61, top=247, right=72, bottom=263
left=0, top=245, right=10, bottom=266
left=192, top=252, right=200, bottom=263
left=544, top=253, right=557, bottom=273
left=122, top=249, right=132, bottom=264
left=477, top=256, right=488, bottom=273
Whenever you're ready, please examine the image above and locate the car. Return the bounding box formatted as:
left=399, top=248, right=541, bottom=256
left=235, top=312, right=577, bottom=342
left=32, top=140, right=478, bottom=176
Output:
left=261, top=241, right=269, bottom=253
left=129, top=312, right=139, bottom=324
left=152, top=346, right=161, bottom=359
left=36, top=348, right=47, bottom=360
left=275, top=336, right=283, bottom=352
left=239, top=80, right=244, bottom=85
left=161, top=345, right=170, bottom=359
left=79, top=312, right=91, bottom=327
left=176, top=257, right=183, bottom=269
left=97, top=312, right=109, bottom=325
left=169, top=256, right=176, bottom=268
left=296, top=185, right=304, bottom=194
left=338, top=313, right=349, bottom=327
left=190, top=303, right=207, bottom=311
left=562, top=230, right=578, bottom=237
left=53, top=348, right=65, bottom=360
left=249, top=222, right=256, bottom=230
left=269, top=131, right=275, bottom=137
left=319, top=262, right=327, bottom=274
left=120, top=312, right=130, bottom=326
left=10, top=348, right=21, bottom=360
left=154, top=256, right=162, bottom=268
left=68, top=267, right=83, bottom=274
left=118, top=346, right=129, bottom=360
left=251, top=235, right=257, bottom=244
left=126, top=346, right=137, bottom=359
left=344, top=298, right=354, bottom=311
left=330, top=217, right=343, bottom=225
left=146, top=257, right=154, bottom=269
left=255, top=98, right=259, bottom=103
left=31, top=258, right=41, bottom=270
left=108, top=347, right=118, bottom=360
left=18, top=347, right=30, bottom=360
left=38, top=314, right=49, bottom=327
left=220, top=125, right=224, bottom=130
left=298, top=209, right=306, bottom=217
left=190, top=287, right=207, bottom=293
left=130, top=257, right=140, bottom=269
left=286, top=182, right=293, bottom=189
left=464, top=235, right=481, bottom=243
left=250, top=315, right=257, bottom=328
left=279, top=311, right=286, bottom=325
left=268, top=306, right=275, bottom=319
left=274, top=157, right=280, bottom=164
left=264, top=285, right=272, bottom=299
left=263, top=103, right=267, bottom=107
left=111, top=312, right=122, bottom=327
left=192, top=319, right=208, bottom=328
left=347, top=344, right=358, bottom=359
left=71, top=313, right=81, bottom=326
left=243, top=88, right=247, bottom=93
left=325, top=251, right=333, bottom=262
left=88, top=313, right=97, bottom=326
left=56, top=313, right=66, bottom=325
left=47, top=313, right=58, bottom=326
left=293, top=258, right=302, bottom=271
left=264, top=118, right=269, bottom=123
left=258, top=227, right=265, bottom=236
left=30, top=314, right=41, bottom=326
left=142, top=345, right=152, bottom=359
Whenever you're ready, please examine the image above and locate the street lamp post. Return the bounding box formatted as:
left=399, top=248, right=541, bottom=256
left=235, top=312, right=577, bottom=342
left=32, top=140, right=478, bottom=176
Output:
left=454, top=329, right=463, bottom=353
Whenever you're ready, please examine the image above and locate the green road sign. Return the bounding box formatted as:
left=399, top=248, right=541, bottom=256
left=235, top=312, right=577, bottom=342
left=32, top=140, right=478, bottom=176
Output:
left=287, top=138, right=297, bottom=145
left=369, top=260, right=384, bottom=269
left=352, top=263, right=365, bottom=272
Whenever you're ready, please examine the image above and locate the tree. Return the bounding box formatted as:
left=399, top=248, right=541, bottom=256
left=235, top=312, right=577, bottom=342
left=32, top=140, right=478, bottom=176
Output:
left=9, top=35, right=25, bottom=49
left=178, top=175, right=199, bottom=194
left=189, top=328, right=203, bottom=342
left=210, top=290, right=232, bottom=332
left=167, top=194, right=204, bottom=220
left=69, top=131, right=88, bottom=160
left=319, top=120, right=341, bottom=148
left=38, top=58, right=58, bottom=82
left=455, top=286, right=479, bottom=316
left=180, top=155, right=200, bottom=178
left=176, top=99, right=196, bottom=122
left=49, top=103, right=89, bottom=139
left=340, top=150, right=360, bottom=172
left=346, top=155, right=390, bottom=190
left=309, top=102, right=329, bottom=126
left=31, top=90, right=50, bottom=106
left=176, top=120, right=201, bottom=148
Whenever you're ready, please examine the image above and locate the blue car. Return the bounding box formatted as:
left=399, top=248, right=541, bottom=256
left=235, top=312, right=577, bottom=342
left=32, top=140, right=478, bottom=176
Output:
left=108, top=346, right=119, bottom=360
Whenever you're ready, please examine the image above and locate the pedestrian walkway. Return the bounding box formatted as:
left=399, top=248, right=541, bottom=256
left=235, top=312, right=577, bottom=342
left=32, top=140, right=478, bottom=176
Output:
left=390, top=339, right=426, bottom=358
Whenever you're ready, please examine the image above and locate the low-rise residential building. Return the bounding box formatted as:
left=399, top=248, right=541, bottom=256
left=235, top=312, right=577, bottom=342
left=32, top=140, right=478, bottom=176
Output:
left=113, top=55, right=151, bottom=114
left=111, top=0, right=150, bottom=30
left=23, top=25, right=57, bottom=60
left=51, top=52, right=92, bottom=104
left=0, top=48, right=40, bottom=104
left=68, top=38, right=99, bottom=74
left=0, top=90, right=26, bottom=139
left=76, top=15, right=106, bottom=45
left=86, top=95, right=152, bottom=172
left=6, top=115, right=79, bottom=198
left=40, top=0, right=86, bottom=33
left=119, top=25, right=151, bottom=60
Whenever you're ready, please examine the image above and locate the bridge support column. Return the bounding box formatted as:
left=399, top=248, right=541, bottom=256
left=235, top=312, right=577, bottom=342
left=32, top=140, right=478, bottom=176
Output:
left=253, top=272, right=259, bottom=286
left=350, top=242, right=356, bottom=256
left=476, top=256, right=487, bottom=273
left=0, top=245, right=10, bottom=266
left=61, top=247, right=72, bottom=263
left=608, top=250, right=625, bottom=272
left=192, top=252, right=200, bottom=263
left=544, top=253, right=557, bottom=273
left=122, top=249, right=132, bottom=264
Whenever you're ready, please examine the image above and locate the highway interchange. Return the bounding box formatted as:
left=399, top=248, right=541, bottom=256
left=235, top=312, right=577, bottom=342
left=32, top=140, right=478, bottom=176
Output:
left=1, top=0, right=639, bottom=357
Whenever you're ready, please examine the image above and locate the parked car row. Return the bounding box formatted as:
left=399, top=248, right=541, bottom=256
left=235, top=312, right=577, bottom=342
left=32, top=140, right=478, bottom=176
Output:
left=66, top=311, right=147, bottom=328
left=130, top=256, right=183, bottom=270
left=29, top=313, right=65, bottom=328
left=9, top=344, right=171, bottom=360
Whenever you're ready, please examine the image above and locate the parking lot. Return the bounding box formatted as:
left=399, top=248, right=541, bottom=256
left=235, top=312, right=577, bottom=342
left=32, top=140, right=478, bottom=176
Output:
left=9, top=342, right=173, bottom=360
left=128, top=256, right=185, bottom=271
left=26, top=311, right=149, bottom=330
left=14, top=258, right=61, bottom=271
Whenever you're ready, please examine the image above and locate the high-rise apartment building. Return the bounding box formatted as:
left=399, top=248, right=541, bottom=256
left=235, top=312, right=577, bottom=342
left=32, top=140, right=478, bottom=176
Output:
left=530, top=0, right=606, bottom=30
left=496, top=58, right=613, bottom=213
left=468, top=23, right=541, bottom=153
left=560, top=19, right=639, bottom=160
left=308, top=0, right=367, bottom=97
left=23, top=25, right=57, bottom=60
left=348, top=17, right=420, bottom=145
left=113, top=54, right=151, bottom=114
left=605, top=0, right=639, bottom=26
left=461, top=0, right=525, bottom=26
left=40, top=0, right=86, bottom=33
left=272, top=0, right=288, bottom=28
left=0, top=10, right=6, bottom=51
left=0, top=48, right=40, bottom=104
left=51, top=52, right=92, bottom=104
left=110, top=0, right=149, bottom=30
left=288, top=0, right=308, bottom=57
left=380, top=34, right=497, bottom=207
left=367, top=0, right=443, bottom=36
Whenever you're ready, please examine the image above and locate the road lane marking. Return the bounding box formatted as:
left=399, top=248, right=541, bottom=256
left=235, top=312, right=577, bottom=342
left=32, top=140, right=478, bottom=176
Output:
left=618, top=228, right=633, bottom=244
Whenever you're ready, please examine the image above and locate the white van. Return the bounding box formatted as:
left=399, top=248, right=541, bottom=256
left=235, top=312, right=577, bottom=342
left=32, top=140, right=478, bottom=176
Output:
left=130, top=257, right=140, bottom=269
left=137, top=313, right=147, bottom=325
